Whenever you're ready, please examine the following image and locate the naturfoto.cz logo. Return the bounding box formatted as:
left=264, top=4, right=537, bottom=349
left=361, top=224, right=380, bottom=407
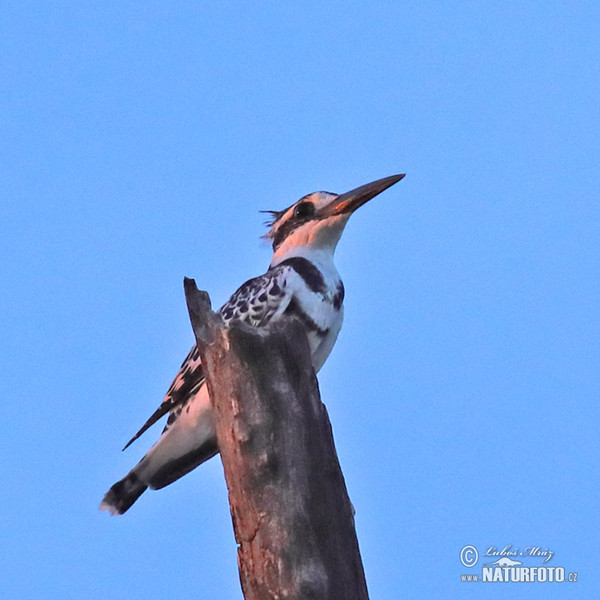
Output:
left=459, top=545, right=578, bottom=584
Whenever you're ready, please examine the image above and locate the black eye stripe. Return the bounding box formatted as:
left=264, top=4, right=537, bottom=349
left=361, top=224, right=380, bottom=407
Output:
left=268, top=199, right=320, bottom=251
left=293, top=202, right=315, bottom=219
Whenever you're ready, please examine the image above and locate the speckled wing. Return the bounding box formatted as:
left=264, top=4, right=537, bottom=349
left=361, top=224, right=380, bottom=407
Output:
left=218, top=265, right=295, bottom=327
left=122, top=265, right=296, bottom=449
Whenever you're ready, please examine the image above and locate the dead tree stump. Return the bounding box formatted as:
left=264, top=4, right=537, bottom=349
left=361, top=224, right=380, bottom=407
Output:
left=184, top=277, right=369, bottom=600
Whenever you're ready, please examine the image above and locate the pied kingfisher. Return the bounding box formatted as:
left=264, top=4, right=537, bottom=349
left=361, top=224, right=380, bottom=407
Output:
left=100, top=174, right=405, bottom=515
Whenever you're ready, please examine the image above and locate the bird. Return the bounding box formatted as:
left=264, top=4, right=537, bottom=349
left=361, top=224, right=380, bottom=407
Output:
left=100, top=173, right=405, bottom=515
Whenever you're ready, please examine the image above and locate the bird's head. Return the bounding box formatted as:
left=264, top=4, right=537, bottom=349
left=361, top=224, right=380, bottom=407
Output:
left=264, top=174, right=405, bottom=266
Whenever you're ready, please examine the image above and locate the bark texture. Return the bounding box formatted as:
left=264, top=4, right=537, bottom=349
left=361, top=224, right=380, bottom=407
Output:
left=184, top=277, right=369, bottom=600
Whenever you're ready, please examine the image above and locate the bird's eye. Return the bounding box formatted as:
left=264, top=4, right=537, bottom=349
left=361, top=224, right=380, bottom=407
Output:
left=293, top=202, right=315, bottom=219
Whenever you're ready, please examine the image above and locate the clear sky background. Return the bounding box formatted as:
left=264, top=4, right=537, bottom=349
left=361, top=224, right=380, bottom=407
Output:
left=1, top=2, right=598, bottom=599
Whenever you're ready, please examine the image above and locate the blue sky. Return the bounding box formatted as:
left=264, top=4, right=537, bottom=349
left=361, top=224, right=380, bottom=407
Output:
left=1, top=2, right=598, bottom=598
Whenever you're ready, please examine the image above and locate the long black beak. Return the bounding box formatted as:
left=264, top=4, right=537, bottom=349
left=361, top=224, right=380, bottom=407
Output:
left=328, top=174, right=405, bottom=216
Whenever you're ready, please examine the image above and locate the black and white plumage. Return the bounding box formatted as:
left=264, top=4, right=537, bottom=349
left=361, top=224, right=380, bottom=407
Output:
left=100, top=174, right=404, bottom=515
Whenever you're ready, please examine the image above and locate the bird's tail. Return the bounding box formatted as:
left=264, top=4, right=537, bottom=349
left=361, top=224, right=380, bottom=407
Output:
left=100, top=384, right=218, bottom=515
left=99, top=471, right=148, bottom=516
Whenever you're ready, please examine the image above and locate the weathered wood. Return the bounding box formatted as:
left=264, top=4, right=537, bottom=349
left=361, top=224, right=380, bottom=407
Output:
left=184, top=277, right=369, bottom=600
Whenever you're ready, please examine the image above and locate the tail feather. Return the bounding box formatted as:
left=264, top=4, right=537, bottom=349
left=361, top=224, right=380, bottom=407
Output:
left=101, top=384, right=217, bottom=515
left=99, top=472, right=148, bottom=516
left=148, top=440, right=218, bottom=490
left=99, top=438, right=218, bottom=515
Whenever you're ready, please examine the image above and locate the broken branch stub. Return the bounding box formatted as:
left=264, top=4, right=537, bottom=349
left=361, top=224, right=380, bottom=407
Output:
left=183, top=277, right=369, bottom=600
